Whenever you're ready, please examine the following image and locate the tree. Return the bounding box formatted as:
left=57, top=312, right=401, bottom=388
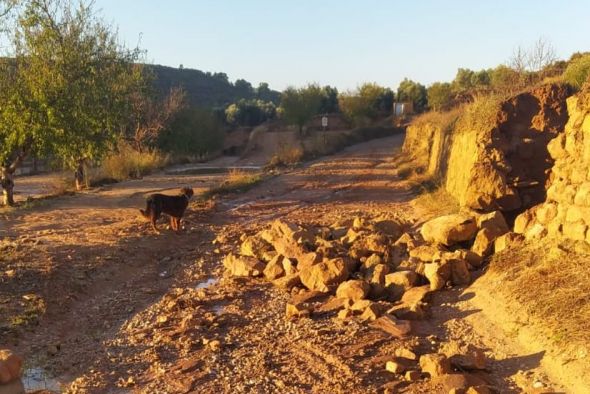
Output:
left=489, top=65, right=520, bottom=94
left=338, top=83, right=393, bottom=124
left=397, top=78, right=427, bottom=112
left=280, top=84, right=323, bottom=136
left=319, top=85, right=339, bottom=113
left=158, top=107, right=224, bottom=158
left=127, top=84, right=186, bottom=152
left=234, top=78, right=254, bottom=98
left=452, top=68, right=475, bottom=94
left=224, top=99, right=276, bottom=127
left=427, top=82, right=453, bottom=111
left=0, top=0, right=142, bottom=201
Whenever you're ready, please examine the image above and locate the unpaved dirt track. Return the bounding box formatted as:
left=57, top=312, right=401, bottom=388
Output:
left=0, top=135, right=565, bottom=393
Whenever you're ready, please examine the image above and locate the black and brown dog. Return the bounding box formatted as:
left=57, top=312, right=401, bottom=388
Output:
left=140, top=187, right=194, bottom=233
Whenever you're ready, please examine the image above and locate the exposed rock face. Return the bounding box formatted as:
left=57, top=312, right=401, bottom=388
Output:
left=404, top=83, right=572, bottom=213
left=517, top=86, right=590, bottom=244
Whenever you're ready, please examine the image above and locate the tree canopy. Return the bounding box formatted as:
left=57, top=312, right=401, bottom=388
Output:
left=280, top=84, right=323, bottom=134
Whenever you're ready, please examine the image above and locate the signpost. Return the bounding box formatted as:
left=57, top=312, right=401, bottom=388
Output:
left=321, top=115, right=328, bottom=131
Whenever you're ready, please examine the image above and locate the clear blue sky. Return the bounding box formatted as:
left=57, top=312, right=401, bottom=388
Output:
left=95, top=0, right=590, bottom=92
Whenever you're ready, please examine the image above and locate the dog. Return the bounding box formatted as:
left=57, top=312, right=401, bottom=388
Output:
left=140, top=187, right=194, bottom=233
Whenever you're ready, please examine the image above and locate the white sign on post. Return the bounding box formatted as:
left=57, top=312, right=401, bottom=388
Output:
left=321, top=116, right=328, bottom=128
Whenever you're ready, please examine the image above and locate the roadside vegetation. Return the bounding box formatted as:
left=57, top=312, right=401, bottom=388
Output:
left=201, top=169, right=264, bottom=199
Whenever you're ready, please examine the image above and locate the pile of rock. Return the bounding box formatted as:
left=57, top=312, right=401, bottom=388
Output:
left=0, top=350, right=24, bottom=394
left=222, top=211, right=510, bottom=324
left=382, top=345, right=490, bottom=393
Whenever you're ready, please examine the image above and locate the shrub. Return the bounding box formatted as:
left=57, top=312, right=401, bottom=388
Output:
left=268, top=144, right=305, bottom=167
left=563, top=54, right=590, bottom=89
left=202, top=169, right=263, bottom=198
left=98, top=143, right=167, bottom=182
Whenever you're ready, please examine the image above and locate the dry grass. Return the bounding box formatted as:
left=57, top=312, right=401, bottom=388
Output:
left=412, top=180, right=459, bottom=216
left=268, top=144, right=305, bottom=168
left=487, top=240, right=590, bottom=346
left=410, top=107, right=462, bottom=132
left=95, top=144, right=168, bottom=183
left=202, top=169, right=264, bottom=199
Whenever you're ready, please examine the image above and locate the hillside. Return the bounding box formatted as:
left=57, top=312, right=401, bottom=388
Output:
left=148, top=64, right=281, bottom=108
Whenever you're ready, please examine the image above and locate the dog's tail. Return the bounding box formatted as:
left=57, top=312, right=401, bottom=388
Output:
left=140, top=197, right=154, bottom=219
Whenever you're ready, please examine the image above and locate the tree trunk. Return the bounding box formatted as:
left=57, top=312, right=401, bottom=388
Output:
left=1, top=149, right=28, bottom=206
left=0, top=169, right=15, bottom=206
left=74, top=159, right=85, bottom=191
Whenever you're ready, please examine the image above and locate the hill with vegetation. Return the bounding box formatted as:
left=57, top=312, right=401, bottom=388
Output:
left=148, top=64, right=281, bottom=108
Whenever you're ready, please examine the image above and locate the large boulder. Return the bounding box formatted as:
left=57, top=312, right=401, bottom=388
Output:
left=299, top=258, right=349, bottom=293
left=336, top=280, right=370, bottom=301
left=420, top=214, right=478, bottom=246
left=223, top=253, right=265, bottom=277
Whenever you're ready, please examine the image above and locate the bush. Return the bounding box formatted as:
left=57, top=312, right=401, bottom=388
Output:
left=202, top=169, right=263, bottom=198
left=268, top=144, right=305, bottom=167
left=158, top=107, right=225, bottom=158
left=97, top=143, right=167, bottom=182
left=563, top=54, right=590, bottom=89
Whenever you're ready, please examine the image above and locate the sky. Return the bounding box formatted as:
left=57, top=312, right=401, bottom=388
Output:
left=94, top=0, right=590, bottom=92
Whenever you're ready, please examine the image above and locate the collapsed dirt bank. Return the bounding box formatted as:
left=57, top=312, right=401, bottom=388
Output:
left=0, top=135, right=579, bottom=393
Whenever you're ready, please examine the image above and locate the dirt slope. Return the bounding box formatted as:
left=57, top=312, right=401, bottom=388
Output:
left=0, top=135, right=571, bottom=393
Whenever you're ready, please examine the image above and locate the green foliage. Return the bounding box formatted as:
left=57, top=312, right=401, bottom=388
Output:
left=158, top=107, right=224, bottom=157
left=563, top=54, right=590, bottom=89
left=319, top=85, right=339, bottom=113
left=280, top=84, right=323, bottom=134
left=452, top=68, right=491, bottom=96
left=397, top=78, right=427, bottom=112
left=338, top=83, right=393, bottom=124
left=0, top=0, right=141, bottom=170
left=150, top=65, right=280, bottom=107
left=452, top=68, right=475, bottom=93
left=224, top=99, right=276, bottom=127
left=489, top=65, right=520, bottom=93
left=427, top=82, right=453, bottom=111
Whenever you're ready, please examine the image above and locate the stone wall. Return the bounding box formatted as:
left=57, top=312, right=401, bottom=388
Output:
left=515, top=87, right=590, bottom=243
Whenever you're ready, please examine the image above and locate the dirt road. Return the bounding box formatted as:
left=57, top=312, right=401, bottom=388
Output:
left=0, top=135, right=564, bottom=393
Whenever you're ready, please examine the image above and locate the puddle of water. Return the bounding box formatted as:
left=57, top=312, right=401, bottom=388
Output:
left=166, top=166, right=261, bottom=176
left=23, top=367, right=62, bottom=393
left=195, top=277, right=219, bottom=289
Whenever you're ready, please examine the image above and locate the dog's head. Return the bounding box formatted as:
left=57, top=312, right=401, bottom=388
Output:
left=181, top=187, right=194, bottom=200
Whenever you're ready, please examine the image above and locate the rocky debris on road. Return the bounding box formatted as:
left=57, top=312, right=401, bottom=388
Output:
left=0, top=349, right=24, bottom=394
left=220, top=212, right=509, bottom=329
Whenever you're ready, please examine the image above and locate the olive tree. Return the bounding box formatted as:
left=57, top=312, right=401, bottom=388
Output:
left=280, top=84, right=323, bottom=136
